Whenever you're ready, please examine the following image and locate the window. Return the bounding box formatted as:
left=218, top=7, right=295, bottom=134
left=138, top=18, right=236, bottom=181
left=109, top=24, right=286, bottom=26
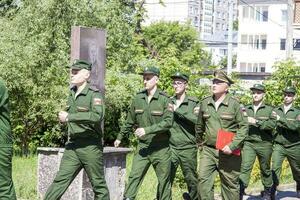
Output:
left=253, top=63, right=258, bottom=72
left=281, top=10, right=287, bottom=22
left=243, top=6, right=249, bottom=19
left=240, top=62, right=267, bottom=72
left=262, top=7, right=268, bottom=22
left=241, top=34, right=268, bottom=50
left=240, top=62, right=247, bottom=72
left=294, top=39, right=300, bottom=50
left=247, top=63, right=252, bottom=72
left=259, top=63, right=266, bottom=72
left=280, top=39, right=286, bottom=50
left=261, top=35, right=267, bottom=49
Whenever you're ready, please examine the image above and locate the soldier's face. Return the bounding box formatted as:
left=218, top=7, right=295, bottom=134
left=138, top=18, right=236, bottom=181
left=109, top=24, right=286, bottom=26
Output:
left=252, top=89, right=264, bottom=103
left=70, top=69, right=90, bottom=86
left=284, top=92, right=295, bottom=105
left=143, top=74, right=158, bottom=90
left=212, top=79, right=228, bottom=95
left=172, top=78, right=187, bottom=95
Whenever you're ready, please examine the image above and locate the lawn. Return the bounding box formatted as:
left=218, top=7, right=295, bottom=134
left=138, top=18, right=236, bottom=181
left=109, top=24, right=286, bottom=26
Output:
left=12, top=153, right=294, bottom=200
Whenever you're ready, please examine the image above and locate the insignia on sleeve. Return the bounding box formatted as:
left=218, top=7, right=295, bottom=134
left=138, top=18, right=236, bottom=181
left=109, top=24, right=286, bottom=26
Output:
left=297, top=115, right=300, bottom=121
left=93, top=98, right=103, bottom=105
left=193, top=107, right=200, bottom=115
left=167, top=103, right=174, bottom=112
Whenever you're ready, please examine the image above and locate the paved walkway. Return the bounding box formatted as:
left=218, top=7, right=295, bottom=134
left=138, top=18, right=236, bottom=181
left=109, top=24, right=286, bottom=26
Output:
left=243, top=183, right=299, bottom=200
left=215, top=183, right=299, bottom=200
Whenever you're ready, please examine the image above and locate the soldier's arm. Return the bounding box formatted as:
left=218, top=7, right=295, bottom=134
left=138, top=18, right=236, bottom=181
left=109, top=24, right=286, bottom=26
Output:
left=116, top=100, right=136, bottom=141
left=276, top=112, right=300, bottom=131
left=174, top=101, right=200, bottom=125
left=67, top=92, right=104, bottom=123
left=229, top=103, right=249, bottom=151
left=256, top=108, right=277, bottom=131
left=195, top=102, right=205, bottom=136
left=143, top=98, right=173, bottom=134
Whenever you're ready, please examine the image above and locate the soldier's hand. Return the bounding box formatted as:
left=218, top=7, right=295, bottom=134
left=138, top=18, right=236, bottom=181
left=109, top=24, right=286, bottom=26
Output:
left=114, top=140, right=121, bottom=148
left=221, top=145, right=232, bottom=155
left=276, top=114, right=280, bottom=120
left=247, top=117, right=257, bottom=124
left=58, top=111, right=68, bottom=123
left=134, top=128, right=146, bottom=138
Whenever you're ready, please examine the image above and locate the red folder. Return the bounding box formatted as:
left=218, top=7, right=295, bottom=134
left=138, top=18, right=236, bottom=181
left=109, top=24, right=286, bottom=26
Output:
left=216, top=129, right=241, bottom=156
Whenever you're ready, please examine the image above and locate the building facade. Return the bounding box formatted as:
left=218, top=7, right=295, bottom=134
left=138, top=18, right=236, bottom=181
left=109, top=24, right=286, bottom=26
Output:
left=236, top=0, right=300, bottom=74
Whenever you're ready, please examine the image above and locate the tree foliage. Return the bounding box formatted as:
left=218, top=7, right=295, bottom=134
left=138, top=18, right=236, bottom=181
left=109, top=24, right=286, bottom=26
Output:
left=0, top=0, right=211, bottom=154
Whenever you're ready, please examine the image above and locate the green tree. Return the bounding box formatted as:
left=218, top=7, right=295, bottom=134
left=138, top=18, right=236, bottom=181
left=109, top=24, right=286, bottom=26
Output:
left=0, top=1, right=212, bottom=153
left=0, top=0, right=139, bottom=154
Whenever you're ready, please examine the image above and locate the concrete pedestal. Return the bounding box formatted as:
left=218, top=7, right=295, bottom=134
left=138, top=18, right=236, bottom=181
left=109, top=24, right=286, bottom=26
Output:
left=37, top=147, right=131, bottom=200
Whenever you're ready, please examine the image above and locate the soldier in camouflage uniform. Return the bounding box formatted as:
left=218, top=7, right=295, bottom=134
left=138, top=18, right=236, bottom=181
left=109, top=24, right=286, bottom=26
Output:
left=0, top=78, right=16, bottom=200
left=272, top=86, right=300, bottom=198
left=114, top=66, right=173, bottom=200
left=239, top=84, right=276, bottom=200
left=169, top=72, right=199, bottom=200
left=196, top=70, right=248, bottom=200
left=44, top=60, right=109, bottom=200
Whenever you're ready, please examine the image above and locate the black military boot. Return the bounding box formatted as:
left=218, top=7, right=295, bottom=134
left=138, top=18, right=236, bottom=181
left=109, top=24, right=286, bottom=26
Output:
left=296, top=182, right=300, bottom=198
left=239, top=182, right=246, bottom=200
left=261, top=187, right=272, bottom=200
left=182, top=192, right=192, bottom=200
left=270, top=184, right=276, bottom=200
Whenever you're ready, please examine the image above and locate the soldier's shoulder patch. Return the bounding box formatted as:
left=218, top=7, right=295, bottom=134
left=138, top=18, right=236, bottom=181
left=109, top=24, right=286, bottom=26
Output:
left=89, top=86, right=99, bottom=92
left=201, top=96, right=210, bottom=101
left=230, top=96, right=240, bottom=103
left=188, top=96, right=199, bottom=103
left=93, top=98, right=103, bottom=106
left=136, top=89, right=147, bottom=94
left=167, top=103, right=174, bottom=112
left=159, top=91, right=170, bottom=98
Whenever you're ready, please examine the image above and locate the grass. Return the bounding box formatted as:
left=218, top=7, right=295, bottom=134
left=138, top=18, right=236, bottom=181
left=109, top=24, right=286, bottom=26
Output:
left=12, top=153, right=294, bottom=200
left=12, top=156, right=37, bottom=200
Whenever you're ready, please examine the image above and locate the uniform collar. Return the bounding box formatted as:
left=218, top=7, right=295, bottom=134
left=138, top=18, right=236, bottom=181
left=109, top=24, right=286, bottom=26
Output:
left=249, top=102, right=266, bottom=110
left=71, top=82, right=90, bottom=96
left=141, top=88, right=160, bottom=99
left=279, top=104, right=295, bottom=112
left=208, top=93, right=231, bottom=106
left=171, top=94, right=188, bottom=104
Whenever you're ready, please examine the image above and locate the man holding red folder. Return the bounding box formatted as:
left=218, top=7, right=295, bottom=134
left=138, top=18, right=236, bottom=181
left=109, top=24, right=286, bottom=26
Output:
left=196, top=70, right=248, bottom=200
left=239, top=84, right=276, bottom=200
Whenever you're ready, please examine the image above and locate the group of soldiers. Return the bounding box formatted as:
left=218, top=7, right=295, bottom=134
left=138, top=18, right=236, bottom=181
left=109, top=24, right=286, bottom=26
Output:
left=0, top=59, right=300, bottom=200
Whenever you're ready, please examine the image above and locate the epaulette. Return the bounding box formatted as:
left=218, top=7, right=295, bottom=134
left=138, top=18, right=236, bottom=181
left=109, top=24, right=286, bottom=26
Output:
left=245, top=104, right=251, bottom=109
left=89, top=85, right=99, bottom=92
left=159, top=91, right=170, bottom=98
left=201, top=96, right=210, bottom=101
left=188, top=96, right=199, bottom=103
left=136, top=89, right=147, bottom=94
left=230, top=96, right=240, bottom=103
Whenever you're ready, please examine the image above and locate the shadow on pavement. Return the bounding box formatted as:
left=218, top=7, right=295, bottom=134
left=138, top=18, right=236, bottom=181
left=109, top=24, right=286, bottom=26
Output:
left=244, top=190, right=298, bottom=200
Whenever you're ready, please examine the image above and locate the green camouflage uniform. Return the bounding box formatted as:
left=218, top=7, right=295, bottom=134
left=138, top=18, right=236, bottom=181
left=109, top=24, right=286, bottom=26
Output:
left=0, top=79, right=16, bottom=200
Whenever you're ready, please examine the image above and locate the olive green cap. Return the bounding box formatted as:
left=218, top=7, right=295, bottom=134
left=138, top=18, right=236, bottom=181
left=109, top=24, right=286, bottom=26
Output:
left=139, top=66, right=160, bottom=76
left=283, top=86, right=296, bottom=94
left=71, top=59, right=92, bottom=71
left=250, top=84, right=265, bottom=92
left=212, top=70, right=234, bottom=85
left=171, top=72, right=189, bottom=82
